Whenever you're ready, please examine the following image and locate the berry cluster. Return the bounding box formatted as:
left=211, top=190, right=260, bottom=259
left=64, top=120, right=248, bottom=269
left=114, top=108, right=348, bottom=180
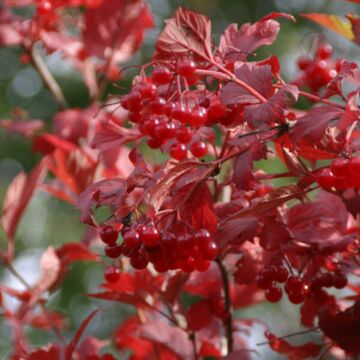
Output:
left=316, top=157, right=360, bottom=190
left=99, top=224, right=218, bottom=273
left=295, top=44, right=343, bottom=93
left=255, top=262, right=348, bottom=305
left=120, top=60, right=233, bottom=159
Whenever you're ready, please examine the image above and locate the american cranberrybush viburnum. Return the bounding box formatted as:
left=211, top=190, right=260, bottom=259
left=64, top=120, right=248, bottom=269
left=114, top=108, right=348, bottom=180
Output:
left=1, top=1, right=360, bottom=359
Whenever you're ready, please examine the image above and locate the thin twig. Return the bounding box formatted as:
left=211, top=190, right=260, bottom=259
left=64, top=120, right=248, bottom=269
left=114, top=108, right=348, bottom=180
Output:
left=216, top=259, right=233, bottom=354
left=30, top=46, right=68, bottom=110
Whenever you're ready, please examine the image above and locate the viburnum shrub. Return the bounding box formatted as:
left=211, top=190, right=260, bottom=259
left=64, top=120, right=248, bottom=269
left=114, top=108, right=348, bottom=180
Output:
left=1, top=0, right=360, bottom=359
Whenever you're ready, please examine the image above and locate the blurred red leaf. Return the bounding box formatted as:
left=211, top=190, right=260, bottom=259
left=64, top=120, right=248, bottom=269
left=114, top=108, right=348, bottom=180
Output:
left=0, top=159, right=47, bottom=259
left=65, top=309, right=99, bottom=360
left=265, top=331, right=322, bottom=360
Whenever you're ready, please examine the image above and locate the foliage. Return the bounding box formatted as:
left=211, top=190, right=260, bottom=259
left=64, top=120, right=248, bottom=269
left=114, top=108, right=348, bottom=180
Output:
left=1, top=0, right=360, bottom=359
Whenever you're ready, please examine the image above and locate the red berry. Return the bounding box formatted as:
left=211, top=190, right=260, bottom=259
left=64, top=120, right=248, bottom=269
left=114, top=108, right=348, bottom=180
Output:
left=126, top=91, right=143, bottom=112
left=128, top=112, right=143, bottom=123
left=149, top=97, right=166, bottom=114
left=104, top=244, right=122, bottom=259
left=333, top=270, right=348, bottom=289
left=194, top=257, right=211, bottom=272
left=104, top=266, right=120, bottom=283
left=288, top=290, right=305, bottom=304
left=266, top=285, right=283, bottom=303
left=177, top=59, right=196, bottom=78
left=319, top=272, right=335, bottom=288
left=348, top=157, right=360, bottom=177
left=147, top=137, right=163, bottom=149
left=195, top=229, right=211, bottom=248
left=155, top=122, right=175, bottom=140
left=256, top=272, right=272, bottom=290
left=173, top=104, right=190, bottom=123
left=285, top=276, right=304, bottom=294
left=170, top=143, right=187, bottom=160
left=153, top=260, right=169, bottom=273
left=100, top=226, right=118, bottom=245
left=190, top=107, right=208, bottom=127
left=175, top=126, right=192, bottom=143
left=274, top=266, right=289, bottom=283
left=152, top=66, right=172, bottom=84
left=141, top=226, right=160, bottom=246
left=136, top=82, right=157, bottom=100
left=330, top=158, right=349, bottom=176
left=317, top=44, right=333, bottom=60
left=297, top=56, right=311, bottom=70
left=161, top=232, right=177, bottom=252
left=316, top=168, right=336, bottom=189
left=203, top=241, right=218, bottom=260
left=208, top=103, right=227, bottom=123
left=123, top=230, right=140, bottom=248
left=130, top=254, right=149, bottom=269
left=37, top=1, right=52, bottom=15
left=190, top=141, right=207, bottom=158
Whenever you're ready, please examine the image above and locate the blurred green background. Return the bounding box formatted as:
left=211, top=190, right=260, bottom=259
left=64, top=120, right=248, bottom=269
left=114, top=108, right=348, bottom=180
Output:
left=1, top=0, right=359, bottom=358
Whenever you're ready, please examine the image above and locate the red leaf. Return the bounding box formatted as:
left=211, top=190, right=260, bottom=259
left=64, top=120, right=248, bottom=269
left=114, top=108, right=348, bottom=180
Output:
left=28, top=344, right=62, bottom=360
left=32, top=134, right=77, bottom=155
left=28, top=311, right=67, bottom=331
left=0, top=9, right=23, bottom=46
left=265, top=331, right=322, bottom=360
left=77, top=178, right=126, bottom=226
left=0, top=159, right=47, bottom=259
left=138, top=321, right=194, bottom=359
left=220, top=12, right=294, bottom=62
left=244, top=84, right=299, bottom=127
left=178, top=182, right=218, bottom=236
left=186, top=300, right=213, bottom=331
left=216, top=217, right=258, bottom=249
left=65, top=309, right=100, bottom=360
left=149, top=162, right=204, bottom=212
left=56, top=243, right=99, bottom=263
left=221, top=62, right=273, bottom=105
left=286, top=192, right=354, bottom=253
left=84, top=0, right=153, bottom=61
left=155, top=6, right=213, bottom=60
left=291, top=106, right=342, bottom=144
left=0, top=119, right=44, bottom=137
left=260, top=215, right=291, bottom=251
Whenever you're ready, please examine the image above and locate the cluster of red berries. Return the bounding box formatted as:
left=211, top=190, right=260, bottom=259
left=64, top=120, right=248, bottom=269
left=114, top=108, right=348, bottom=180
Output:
left=295, top=44, right=343, bottom=93
left=255, top=263, right=348, bottom=305
left=120, top=60, right=232, bottom=159
left=316, top=157, right=360, bottom=190
left=99, top=224, right=219, bottom=275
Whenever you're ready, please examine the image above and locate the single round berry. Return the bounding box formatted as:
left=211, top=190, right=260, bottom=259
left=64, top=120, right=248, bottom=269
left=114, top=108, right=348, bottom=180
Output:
left=333, top=270, right=348, bottom=289
left=130, top=254, right=149, bottom=270
left=195, top=229, right=212, bottom=248
left=203, top=241, right=218, bottom=260
left=190, top=141, right=207, bottom=158
left=285, top=276, right=304, bottom=294
left=316, top=168, right=336, bottom=189
left=104, top=244, right=122, bottom=259
left=152, top=66, right=172, bottom=84
left=266, top=285, right=283, bottom=303
left=126, top=91, right=143, bottom=112
left=177, top=59, right=196, bottom=78
left=297, top=56, right=311, bottom=70
left=208, top=103, right=227, bottom=123
left=136, top=82, right=157, bottom=100
left=147, top=137, right=163, bottom=149
left=256, top=272, right=273, bottom=290
left=319, top=272, right=335, bottom=288
left=104, top=265, right=120, bottom=283
left=123, top=230, right=140, bottom=248
left=170, top=143, right=187, bottom=160
left=149, top=97, right=166, bottom=114
left=175, top=127, right=192, bottom=144
left=190, top=107, right=208, bottom=127
left=288, top=290, right=305, bottom=304
left=141, top=226, right=160, bottom=246
left=330, top=158, right=349, bottom=176
left=100, top=226, right=118, bottom=245
left=317, top=44, right=333, bottom=60
left=194, top=257, right=211, bottom=272
left=37, top=1, right=52, bottom=15
left=274, top=266, right=289, bottom=283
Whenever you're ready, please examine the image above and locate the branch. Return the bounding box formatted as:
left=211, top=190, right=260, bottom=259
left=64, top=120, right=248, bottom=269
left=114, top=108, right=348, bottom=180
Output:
left=216, top=259, right=233, bottom=354
left=30, top=46, right=68, bottom=110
